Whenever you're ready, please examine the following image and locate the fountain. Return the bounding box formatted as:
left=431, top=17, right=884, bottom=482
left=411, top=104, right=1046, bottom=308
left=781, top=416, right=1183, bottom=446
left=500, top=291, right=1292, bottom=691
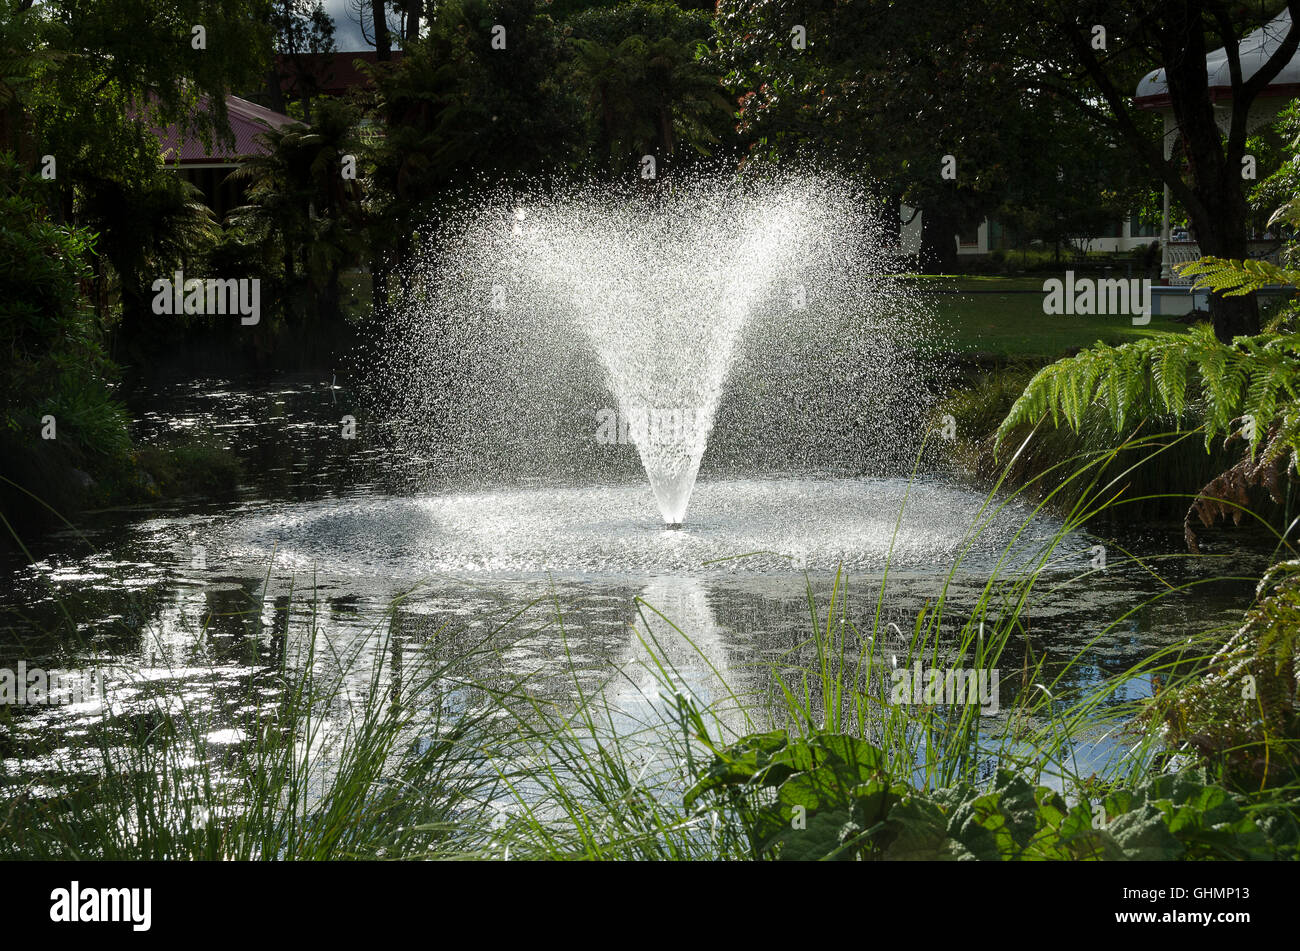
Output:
left=364, top=166, right=947, bottom=528
left=0, top=168, right=1154, bottom=823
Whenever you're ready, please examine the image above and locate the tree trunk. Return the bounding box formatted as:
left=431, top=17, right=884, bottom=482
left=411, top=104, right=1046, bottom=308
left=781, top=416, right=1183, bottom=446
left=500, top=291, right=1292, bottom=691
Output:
left=373, top=0, right=391, bottom=61
left=1187, top=166, right=1259, bottom=341
left=1159, top=6, right=1260, bottom=343
left=265, top=65, right=286, bottom=115
left=405, top=0, right=422, bottom=41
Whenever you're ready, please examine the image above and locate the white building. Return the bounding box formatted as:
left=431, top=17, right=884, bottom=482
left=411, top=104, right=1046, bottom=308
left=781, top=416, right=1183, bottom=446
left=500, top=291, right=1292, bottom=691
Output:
left=899, top=212, right=1159, bottom=258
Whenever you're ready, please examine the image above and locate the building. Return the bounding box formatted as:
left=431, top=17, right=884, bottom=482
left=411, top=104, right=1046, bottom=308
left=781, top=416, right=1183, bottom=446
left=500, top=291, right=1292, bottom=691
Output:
left=275, top=50, right=403, bottom=101
left=153, top=94, right=302, bottom=219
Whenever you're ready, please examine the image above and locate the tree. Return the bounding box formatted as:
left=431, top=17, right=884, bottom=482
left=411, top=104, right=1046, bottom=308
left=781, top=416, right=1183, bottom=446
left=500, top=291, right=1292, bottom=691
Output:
left=0, top=153, right=132, bottom=521
left=348, top=0, right=396, bottom=58
left=7, top=1, right=275, bottom=340
left=711, top=0, right=1038, bottom=271
left=269, top=0, right=337, bottom=122
left=362, top=0, right=582, bottom=306
left=567, top=2, right=727, bottom=174
left=32, top=0, right=274, bottom=153
left=998, top=127, right=1300, bottom=552
left=393, top=0, right=423, bottom=40
left=994, top=100, right=1149, bottom=263
left=1004, top=0, right=1300, bottom=342
left=374, top=0, right=392, bottom=60
left=229, top=98, right=363, bottom=323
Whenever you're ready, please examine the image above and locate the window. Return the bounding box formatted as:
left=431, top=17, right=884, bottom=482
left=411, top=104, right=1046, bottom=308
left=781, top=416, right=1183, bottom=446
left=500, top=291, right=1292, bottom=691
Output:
left=1129, top=214, right=1159, bottom=238
left=988, top=219, right=1004, bottom=250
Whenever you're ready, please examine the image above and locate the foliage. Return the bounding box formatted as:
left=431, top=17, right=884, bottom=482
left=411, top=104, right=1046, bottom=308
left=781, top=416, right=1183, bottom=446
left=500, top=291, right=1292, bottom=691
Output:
left=563, top=0, right=709, bottom=46
left=5, top=1, right=274, bottom=340
left=271, top=0, right=338, bottom=121
left=937, top=363, right=1234, bottom=527
left=367, top=0, right=579, bottom=191
left=24, top=0, right=274, bottom=155
left=1179, top=255, right=1300, bottom=298
left=1252, top=98, right=1300, bottom=264
left=998, top=323, right=1298, bottom=459
left=563, top=2, right=731, bottom=174
left=569, top=30, right=731, bottom=174
left=685, top=729, right=1300, bottom=860
left=133, top=437, right=244, bottom=499
left=229, top=96, right=363, bottom=323
left=992, top=100, right=1150, bottom=261
left=995, top=314, right=1300, bottom=547
left=0, top=154, right=127, bottom=458
left=0, top=153, right=133, bottom=528
left=709, top=0, right=1145, bottom=268
left=992, top=235, right=1300, bottom=797
left=1158, top=558, right=1300, bottom=791
left=78, top=166, right=221, bottom=329
left=361, top=0, right=582, bottom=304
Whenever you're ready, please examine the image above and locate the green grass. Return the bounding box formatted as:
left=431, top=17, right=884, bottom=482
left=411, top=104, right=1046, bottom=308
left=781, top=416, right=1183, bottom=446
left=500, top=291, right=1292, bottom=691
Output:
left=892, top=273, right=1185, bottom=359
left=903, top=275, right=1050, bottom=292
left=932, top=292, right=1181, bottom=359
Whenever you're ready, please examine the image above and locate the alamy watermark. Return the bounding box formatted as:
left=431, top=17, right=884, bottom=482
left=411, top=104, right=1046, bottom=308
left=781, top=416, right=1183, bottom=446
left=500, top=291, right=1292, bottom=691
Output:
left=0, top=662, right=106, bottom=705
left=890, top=661, right=1000, bottom=714
left=595, top=405, right=708, bottom=448
left=151, top=270, right=260, bottom=325
left=1042, top=271, right=1151, bottom=325
left=50, top=882, right=151, bottom=931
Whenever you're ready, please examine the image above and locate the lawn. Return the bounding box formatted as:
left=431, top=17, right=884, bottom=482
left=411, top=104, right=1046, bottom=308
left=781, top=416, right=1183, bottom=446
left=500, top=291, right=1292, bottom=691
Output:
left=903, top=274, right=1188, bottom=359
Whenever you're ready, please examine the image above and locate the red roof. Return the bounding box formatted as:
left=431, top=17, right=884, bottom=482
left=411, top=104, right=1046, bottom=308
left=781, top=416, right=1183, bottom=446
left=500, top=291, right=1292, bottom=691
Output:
left=276, top=51, right=404, bottom=99
left=154, top=95, right=302, bottom=165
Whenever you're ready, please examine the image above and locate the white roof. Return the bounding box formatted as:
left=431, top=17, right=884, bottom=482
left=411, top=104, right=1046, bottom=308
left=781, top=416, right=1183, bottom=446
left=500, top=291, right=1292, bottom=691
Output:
left=1137, top=9, right=1299, bottom=99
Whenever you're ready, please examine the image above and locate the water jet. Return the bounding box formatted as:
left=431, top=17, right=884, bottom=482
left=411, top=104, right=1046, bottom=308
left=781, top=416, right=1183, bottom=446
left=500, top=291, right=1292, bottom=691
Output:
left=366, top=166, right=947, bottom=528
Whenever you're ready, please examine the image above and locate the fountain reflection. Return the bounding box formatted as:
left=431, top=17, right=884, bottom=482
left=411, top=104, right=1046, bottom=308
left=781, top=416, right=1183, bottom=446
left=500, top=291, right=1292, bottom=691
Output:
left=601, top=577, right=752, bottom=744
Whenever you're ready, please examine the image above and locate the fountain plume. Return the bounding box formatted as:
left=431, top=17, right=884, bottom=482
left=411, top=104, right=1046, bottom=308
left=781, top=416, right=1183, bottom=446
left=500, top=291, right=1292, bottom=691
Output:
left=363, top=166, right=946, bottom=526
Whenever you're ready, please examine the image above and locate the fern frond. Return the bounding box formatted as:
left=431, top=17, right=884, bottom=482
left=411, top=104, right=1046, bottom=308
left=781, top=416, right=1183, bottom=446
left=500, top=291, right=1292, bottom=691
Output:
left=1155, top=339, right=1191, bottom=418
left=993, top=322, right=1300, bottom=469
left=1178, top=256, right=1300, bottom=296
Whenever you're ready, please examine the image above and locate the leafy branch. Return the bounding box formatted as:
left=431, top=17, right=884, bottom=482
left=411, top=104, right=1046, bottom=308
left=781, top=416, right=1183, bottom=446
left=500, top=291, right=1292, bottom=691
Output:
left=996, top=322, right=1300, bottom=465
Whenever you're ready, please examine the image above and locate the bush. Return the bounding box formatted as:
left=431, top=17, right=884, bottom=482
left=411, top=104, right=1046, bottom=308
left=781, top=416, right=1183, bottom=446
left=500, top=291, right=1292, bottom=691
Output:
left=0, top=153, right=133, bottom=532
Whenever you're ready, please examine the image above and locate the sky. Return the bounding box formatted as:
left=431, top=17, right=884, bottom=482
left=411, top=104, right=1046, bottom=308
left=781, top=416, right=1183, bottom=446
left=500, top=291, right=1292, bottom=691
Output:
left=321, top=0, right=389, bottom=52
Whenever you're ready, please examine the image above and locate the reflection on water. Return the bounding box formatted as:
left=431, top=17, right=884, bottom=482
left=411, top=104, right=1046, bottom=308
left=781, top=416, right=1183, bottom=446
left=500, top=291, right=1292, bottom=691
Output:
left=0, top=379, right=1269, bottom=795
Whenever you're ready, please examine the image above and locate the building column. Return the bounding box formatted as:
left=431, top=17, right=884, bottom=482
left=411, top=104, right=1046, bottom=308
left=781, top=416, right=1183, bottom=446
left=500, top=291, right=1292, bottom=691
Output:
left=1160, top=113, right=1174, bottom=283
left=1160, top=182, right=1171, bottom=282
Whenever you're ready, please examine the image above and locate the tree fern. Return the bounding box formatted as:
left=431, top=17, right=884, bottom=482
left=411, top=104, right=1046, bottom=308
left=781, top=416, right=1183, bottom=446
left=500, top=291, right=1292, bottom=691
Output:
left=997, top=322, right=1300, bottom=464
left=997, top=275, right=1300, bottom=550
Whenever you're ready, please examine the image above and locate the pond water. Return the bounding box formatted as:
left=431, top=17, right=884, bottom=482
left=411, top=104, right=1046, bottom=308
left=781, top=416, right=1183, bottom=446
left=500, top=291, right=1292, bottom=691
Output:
left=0, top=376, right=1270, bottom=792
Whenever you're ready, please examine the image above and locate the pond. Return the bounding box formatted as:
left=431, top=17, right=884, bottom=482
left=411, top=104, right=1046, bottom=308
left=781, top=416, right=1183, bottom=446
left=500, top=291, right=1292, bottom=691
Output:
left=0, top=376, right=1268, bottom=798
